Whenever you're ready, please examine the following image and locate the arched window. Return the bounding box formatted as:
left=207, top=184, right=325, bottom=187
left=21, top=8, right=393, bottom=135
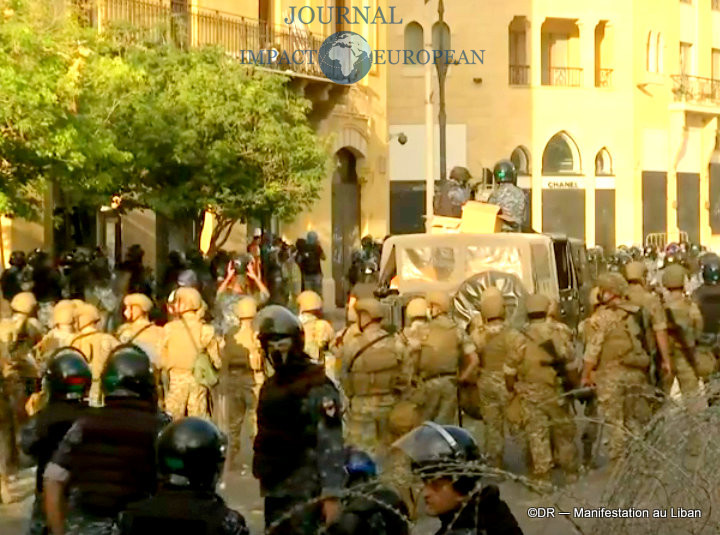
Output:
left=404, top=22, right=424, bottom=56
left=656, top=33, right=664, bottom=73
left=542, top=131, right=581, bottom=175
left=432, top=21, right=451, bottom=52
left=510, top=146, right=531, bottom=175
left=646, top=31, right=656, bottom=73
left=595, top=148, right=613, bottom=176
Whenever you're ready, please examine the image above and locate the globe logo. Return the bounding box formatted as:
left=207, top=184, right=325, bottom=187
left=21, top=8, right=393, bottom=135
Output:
left=318, top=31, right=373, bottom=85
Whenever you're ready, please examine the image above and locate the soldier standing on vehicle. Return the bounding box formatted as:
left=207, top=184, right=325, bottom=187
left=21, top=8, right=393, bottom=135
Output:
left=341, top=298, right=409, bottom=456
left=117, top=418, right=249, bottom=535
left=70, top=304, right=119, bottom=406
left=43, top=346, right=168, bottom=535
left=161, top=287, right=221, bottom=420
left=20, top=348, right=91, bottom=534
left=468, top=292, right=525, bottom=468
left=505, top=294, right=579, bottom=485
left=581, top=273, right=653, bottom=463
left=692, top=255, right=720, bottom=381
left=433, top=167, right=472, bottom=218
left=661, top=264, right=703, bottom=403
left=35, top=301, right=76, bottom=368
left=623, top=261, right=673, bottom=394
left=220, top=297, right=264, bottom=471
left=408, top=292, right=477, bottom=425
left=487, top=160, right=528, bottom=233
left=252, top=305, right=345, bottom=535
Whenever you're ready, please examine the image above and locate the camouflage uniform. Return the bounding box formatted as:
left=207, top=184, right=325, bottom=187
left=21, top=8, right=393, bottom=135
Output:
left=663, top=291, right=703, bottom=401
left=221, top=321, right=264, bottom=469
left=70, top=305, right=119, bottom=407
left=583, top=302, right=653, bottom=461
left=470, top=319, right=525, bottom=467
left=35, top=301, right=76, bottom=368
left=341, top=320, right=409, bottom=456
left=506, top=314, right=578, bottom=481
left=407, top=314, right=475, bottom=425
left=0, top=374, right=14, bottom=503
left=487, top=183, right=528, bottom=232
left=115, top=318, right=164, bottom=365
left=299, top=313, right=336, bottom=380
left=577, top=309, right=601, bottom=467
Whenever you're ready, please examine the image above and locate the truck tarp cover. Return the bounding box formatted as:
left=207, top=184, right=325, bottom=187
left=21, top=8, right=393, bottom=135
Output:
left=452, top=270, right=529, bottom=329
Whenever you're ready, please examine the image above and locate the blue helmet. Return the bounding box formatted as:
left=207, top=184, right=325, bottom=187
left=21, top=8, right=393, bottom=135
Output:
left=345, top=447, right=377, bottom=486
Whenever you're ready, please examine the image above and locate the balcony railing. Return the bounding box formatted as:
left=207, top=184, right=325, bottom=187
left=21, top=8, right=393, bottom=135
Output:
left=543, top=67, right=583, bottom=87
left=78, top=0, right=326, bottom=77
left=509, top=64, right=530, bottom=85
left=714, top=0, right=720, bottom=10
left=671, top=74, right=720, bottom=105
left=596, top=68, right=613, bottom=88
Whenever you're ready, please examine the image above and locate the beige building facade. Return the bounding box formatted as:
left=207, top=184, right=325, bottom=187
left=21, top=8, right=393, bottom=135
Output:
left=4, top=0, right=390, bottom=309
left=388, top=0, right=720, bottom=252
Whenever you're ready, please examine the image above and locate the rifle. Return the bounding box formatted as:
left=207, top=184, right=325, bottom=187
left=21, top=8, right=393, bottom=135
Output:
left=665, top=307, right=698, bottom=370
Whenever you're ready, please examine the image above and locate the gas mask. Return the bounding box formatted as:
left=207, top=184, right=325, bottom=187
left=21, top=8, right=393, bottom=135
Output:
left=265, top=336, right=294, bottom=369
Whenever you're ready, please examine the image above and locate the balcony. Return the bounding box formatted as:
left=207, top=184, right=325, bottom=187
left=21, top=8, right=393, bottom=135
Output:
left=671, top=74, right=720, bottom=105
left=543, top=67, right=583, bottom=87
left=509, top=65, right=530, bottom=86
left=79, top=0, right=326, bottom=78
left=597, top=68, right=613, bottom=88
left=714, top=0, right=720, bottom=10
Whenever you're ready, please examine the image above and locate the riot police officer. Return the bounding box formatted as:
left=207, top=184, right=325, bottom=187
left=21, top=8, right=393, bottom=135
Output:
left=20, top=347, right=91, bottom=534
left=487, top=160, right=528, bottom=232
left=693, top=254, right=720, bottom=380
left=252, top=305, right=345, bottom=535
left=393, top=422, right=523, bottom=535
left=434, top=167, right=472, bottom=218
left=327, top=448, right=409, bottom=535
left=117, top=418, right=248, bottom=534
left=43, top=345, right=169, bottom=535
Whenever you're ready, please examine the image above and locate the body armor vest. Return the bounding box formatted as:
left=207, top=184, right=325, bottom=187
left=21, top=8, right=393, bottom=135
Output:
left=418, top=317, right=460, bottom=379
left=347, top=331, right=402, bottom=396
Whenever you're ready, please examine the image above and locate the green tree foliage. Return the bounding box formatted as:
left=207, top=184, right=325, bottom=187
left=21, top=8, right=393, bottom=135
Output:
left=0, top=0, right=329, bottom=252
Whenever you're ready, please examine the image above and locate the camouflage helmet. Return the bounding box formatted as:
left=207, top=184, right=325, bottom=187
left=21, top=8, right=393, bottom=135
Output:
left=480, top=293, right=505, bottom=321
left=123, top=293, right=153, bottom=313
left=10, top=292, right=36, bottom=315
left=297, top=290, right=323, bottom=313
left=623, top=261, right=646, bottom=283
left=234, top=297, right=257, bottom=319
left=53, top=300, right=75, bottom=326
left=76, top=303, right=100, bottom=329
left=426, top=291, right=451, bottom=314
left=662, top=264, right=686, bottom=290
left=596, top=272, right=629, bottom=298
left=526, top=293, right=550, bottom=316
left=405, top=297, right=428, bottom=320
left=174, top=287, right=203, bottom=313
left=493, top=159, right=517, bottom=185
left=354, top=298, right=384, bottom=321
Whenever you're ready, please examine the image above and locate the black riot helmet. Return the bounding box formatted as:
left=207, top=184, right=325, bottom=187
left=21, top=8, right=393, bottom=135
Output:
left=345, top=447, right=378, bottom=487
left=393, top=422, right=483, bottom=493
left=9, top=251, right=25, bottom=268
left=157, top=417, right=227, bottom=490
left=101, top=344, right=156, bottom=401
left=702, top=254, right=720, bottom=285
left=45, top=347, right=92, bottom=402
left=493, top=159, right=517, bottom=185
left=253, top=305, right=305, bottom=366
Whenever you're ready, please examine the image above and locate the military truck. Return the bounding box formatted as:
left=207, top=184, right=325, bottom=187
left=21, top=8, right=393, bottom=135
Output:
left=374, top=231, right=591, bottom=332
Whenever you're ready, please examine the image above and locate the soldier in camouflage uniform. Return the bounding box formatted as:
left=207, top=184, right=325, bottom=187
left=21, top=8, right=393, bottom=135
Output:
left=487, top=160, right=528, bottom=232
left=506, top=293, right=579, bottom=484
left=341, top=298, right=410, bottom=457
left=661, top=264, right=704, bottom=404
left=402, top=297, right=428, bottom=341
left=116, top=294, right=164, bottom=365
left=0, top=370, right=15, bottom=503
left=161, top=287, right=221, bottom=419
left=469, top=292, right=525, bottom=467
left=407, top=291, right=477, bottom=425
left=220, top=297, right=264, bottom=471
left=623, top=261, right=673, bottom=394
left=70, top=303, right=119, bottom=406
left=582, top=273, right=653, bottom=463
left=35, top=301, right=76, bottom=368
left=297, top=291, right=337, bottom=380
left=577, top=287, right=601, bottom=468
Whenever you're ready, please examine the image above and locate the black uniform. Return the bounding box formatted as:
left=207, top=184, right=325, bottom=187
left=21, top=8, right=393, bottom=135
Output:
left=118, top=487, right=248, bottom=535
left=436, top=485, right=523, bottom=535
left=328, top=483, right=409, bottom=535
left=253, top=353, right=345, bottom=534
left=44, top=398, right=168, bottom=529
